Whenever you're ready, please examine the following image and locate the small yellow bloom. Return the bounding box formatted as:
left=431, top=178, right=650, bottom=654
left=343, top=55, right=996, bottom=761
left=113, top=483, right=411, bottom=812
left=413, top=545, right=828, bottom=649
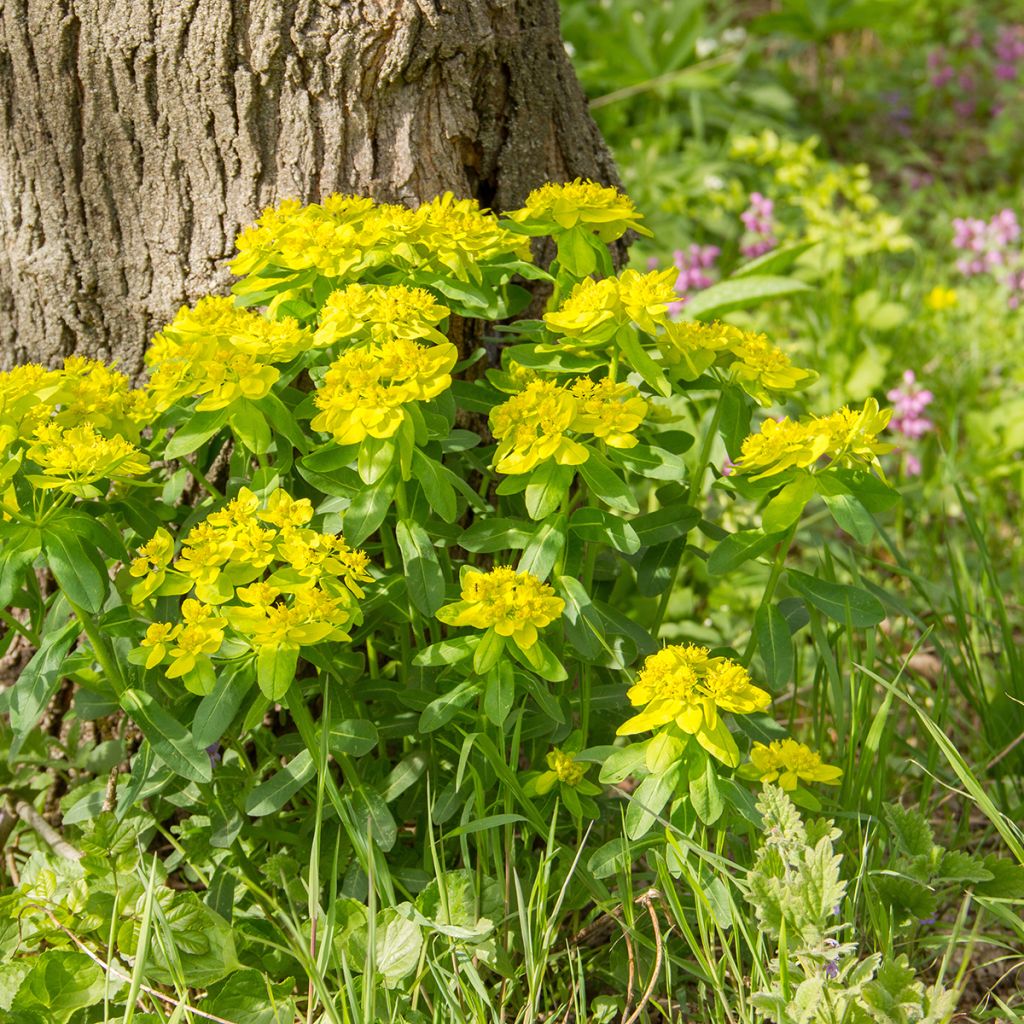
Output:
left=511, top=179, right=651, bottom=241
left=726, top=332, right=817, bottom=406
left=658, top=320, right=735, bottom=380
left=138, top=621, right=179, bottom=670
left=569, top=377, right=648, bottom=448
left=489, top=380, right=589, bottom=474
left=314, top=283, right=450, bottom=348
left=26, top=423, right=149, bottom=496
left=733, top=417, right=830, bottom=480
left=617, top=644, right=770, bottom=767
left=310, top=339, right=457, bottom=445
left=615, top=268, right=678, bottom=334
left=747, top=739, right=843, bottom=790
left=543, top=277, right=622, bottom=345
left=436, top=566, right=565, bottom=651
left=925, top=286, right=957, bottom=312
left=257, top=488, right=314, bottom=531
left=815, top=398, right=893, bottom=467
left=130, top=528, right=179, bottom=603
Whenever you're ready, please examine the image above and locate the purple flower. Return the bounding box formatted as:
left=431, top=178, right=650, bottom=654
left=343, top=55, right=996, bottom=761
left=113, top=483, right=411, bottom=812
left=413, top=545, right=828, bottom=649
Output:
left=739, top=193, right=777, bottom=260
left=206, top=742, right=222, bottom=768
left=825, top=959, right=839, bottom=980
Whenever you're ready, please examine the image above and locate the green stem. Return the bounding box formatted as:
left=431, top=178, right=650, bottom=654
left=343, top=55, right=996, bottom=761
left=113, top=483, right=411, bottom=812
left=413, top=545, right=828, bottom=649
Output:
left=66, top=598, right=127, bottom=695
left=186, top=455, right=224, bottom=500
left=0, top=607, right=40, bottom=647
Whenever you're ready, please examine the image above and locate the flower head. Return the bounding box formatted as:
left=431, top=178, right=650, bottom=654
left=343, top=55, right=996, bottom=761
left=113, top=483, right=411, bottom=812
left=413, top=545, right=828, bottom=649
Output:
left=26, top=422, right=149, bottom=497
left=489, top=380, right=589, bottom=475
left=511, top=179, right=650, bottom=241
left=314, top=283, right=450, bottom=348
left=617, top=644, right=770, bottom=766
left=569, top=377, right=648, bottom=448
left=726, top=332, right=817, bottom=405
left=746, top=739, right=842, bottom=790
left=436, top=566, right=565, bottom=651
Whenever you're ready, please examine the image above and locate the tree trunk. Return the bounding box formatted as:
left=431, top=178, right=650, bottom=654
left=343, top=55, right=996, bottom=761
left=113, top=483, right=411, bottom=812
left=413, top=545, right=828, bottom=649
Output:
left=0, top=0, right=618, bottom=376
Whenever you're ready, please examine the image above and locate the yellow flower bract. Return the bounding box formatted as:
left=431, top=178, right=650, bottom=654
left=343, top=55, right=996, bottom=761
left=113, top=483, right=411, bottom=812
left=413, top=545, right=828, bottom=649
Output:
left=436, top=566, right=565, bottom=651
left=748, top=739, right=842, bottom=790
left=511, top=179, right=651, bottom=241
left=310, top=338, right=458, bottom=445
left=617, top=644, right=771, bottom=767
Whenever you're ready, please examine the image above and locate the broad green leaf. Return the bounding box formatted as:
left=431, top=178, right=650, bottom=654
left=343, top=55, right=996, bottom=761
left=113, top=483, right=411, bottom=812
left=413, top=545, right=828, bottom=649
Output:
left=119, top=688, right=211, bottom=783
left=731, top=240, right=819, bottom=278
left=525, top=460, right=574, bottom=520
left=9, top=951, right=106, bottom=1023
left=518, top=516, right=566, bottom=580
left=761, top=473, right=816, bottom=534
left=459, top=517, right=533, bottom=553
left=344, top=469, right=396, bottom=545
left=9, top=619, right=79, bottom=738
left=43, top=525, right=109, bottom=613
left=193, top=667, right=254, bottom=748
left=228, top=400, right=272, bottom=454
left=419, top=680, right=477, bottom=733
left=257, top=644, right=299, bottom=700
left=615, top=325, right=671, bottom=397
left=0, top=525, right=41, bottom=606
left=707, top=529, right=783, bottom=575
left=755, top=604, right=793, bottom=689
left=630, top=505, right=700, bottom=547
left=568, top=507, right=640, bottom=554
left=483, top=662, right=515, bottom=727
left=577, top=451, right=639, bottom=514
left=164, top=407, right=231, bottom=459
left=328, top=718, right=379, bottom=757
left=374, top=907, right=423, bottom=986
left=411, top=450, right=458, bottom=523
left=683, top=274, right=813, bottom=320
left=245, top=750, right=315, bottom=816
left=821, top=492, right=876, bottom=545
left=787, top=570, right=886, bottom=627
left=396, top=519, right=445, bottom=615
left=609, top=443, right=688, bottom=481
left=626, top=766, right=679, bottom=839
left=688, top=750, right=724, bottom=825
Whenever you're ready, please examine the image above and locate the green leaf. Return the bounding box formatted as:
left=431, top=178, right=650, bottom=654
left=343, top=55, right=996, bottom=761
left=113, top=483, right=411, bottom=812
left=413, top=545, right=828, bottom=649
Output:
left=626, top=766, right=679, bottom=840
left=164, top=407, right=231, bottom=459
left=411, top=450, right=458, bottom=523
left=374, top=907, right=423, bottom=987
left=525, top=461, right=574, bottom=520
left=483, top=662, right=514, bottom=726
left=257, top=645, right=299, bottom=700
left=193, top=666, right=254, bottom=748
left=245, top=750, right=316, bottom=816
left=683, top=274, right=813, bottom=320
left=787, top=570, right=886, bottom=627
left=707, top=529, right=783, bottom=575
left=821, top=492, right=876, bottom=544
left=688, top=750, right=724, bottom=825
left=0, top=525, right=41, bottom=606
left=344, top=468, right=396, bottom=545
left=328, top=718, right=379, bottom=756
left=396, top=519, right=445, bottom=615
left=459, top=517, right=534, bottom=553
left=9, top=619, right=79, bottom=738
left=518, top=516, right=566, bottom=580
left=557, top=574, right=605, bottom=660
left=43, top=525, right=109, bottom=613
left=419, top=680, right=477, bottom=733
left=630, top=505, right=700, bottom=547
left=446, top=813, right=527, bottom=837
left=577, top=451, right=639, bottom=514
left=761, top=474, right=816, bottom=534
left=9, top=951, right=106, bottom=1023
left=615, top=326, right=671, bottom=397
left=569, top=507, right=640, bottom=554
left=412, top=636, right=476, bottom=667
left=228, top=400, right=272, bottom=454
left=731, top=240, right=819, bottom=278
left=755, top=604, right=793, bottom=690
left=120, top=687, right=211, bottom=783
left=635, top=537, right=685, bottom=596
left=609, top=443, right=688, bottom=481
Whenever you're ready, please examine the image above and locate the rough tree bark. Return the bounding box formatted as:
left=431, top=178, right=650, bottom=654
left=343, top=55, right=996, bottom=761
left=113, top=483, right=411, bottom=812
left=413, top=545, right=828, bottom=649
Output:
left=0, top=0, right=619, bottom=375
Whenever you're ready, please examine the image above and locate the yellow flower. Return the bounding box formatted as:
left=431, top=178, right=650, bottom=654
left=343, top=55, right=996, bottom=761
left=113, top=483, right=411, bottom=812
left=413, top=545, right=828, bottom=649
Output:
left=310, top=339, right=457, bottom=445
left=489, top=380, right=589, bottom=474
left=194, top=352, right=280, bottom=411
left=617, top=644, right=770, bottom=767
left=569, top=377, right=648, bottom=448
left=732, top=417, right=831, bottom=480
left=257, top=488, right=314, bottom=531
left=746, top=739, right=842, bottom=790
left=543, top=277, right=622, bottom=345
left=925, top=286, right=957, bottom=312
left=164, top=599, right=226, bottom=678
left=227, top=585, right=352, bottom=652
left=658, top=320, right=736, bottom=380
left=815, top=398, right=893, bottom=467
left=615, top=268, right=678, bottom=334
left=50, top=357, right=151, bottom=438
left=436, top=566, right=565, bottom=651
left=137, top=621, right=179, bottom=670
left=129, top=528, right=182, bottom=603
left=26, top=423, right=149, bottom=496
left=726, top=332, right=817, bottom=405
left=314, top=284, right=450, bottom=348
left=511, top=179, right=651, bottom=241
left=525, top=748, right=600, bottom=798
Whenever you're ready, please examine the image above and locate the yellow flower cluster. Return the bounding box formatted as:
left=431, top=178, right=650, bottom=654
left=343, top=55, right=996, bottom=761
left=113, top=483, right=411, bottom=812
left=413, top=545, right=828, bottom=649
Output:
left=734, top=399, right=892, bottom=480
left=489, top=377, right=648, bottom=474
left=925, top=286, right=957, bottom=312
left=746, top=739, right=843, bottom=790
left=146, top=296, right=313, bottom=413
left=0, top=358, right=152, bottom=452
left=310, top=338, right=458, bottom=445
left=26, top=422, right=150, bottom=498
left=130, top=487, right=371, bottom=690
left=659, top=321, right=816, bottom=403
left=315, top=284, right=450, bottom=347
left=510, top=179, right=651, bottom=241
left=543, top=269, right=678, bottom=345
left=617, top=644, right=771, bottom=767
left=436, top=566, right=565, bottom=651
left=233, top=192, right=530, bottom=293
